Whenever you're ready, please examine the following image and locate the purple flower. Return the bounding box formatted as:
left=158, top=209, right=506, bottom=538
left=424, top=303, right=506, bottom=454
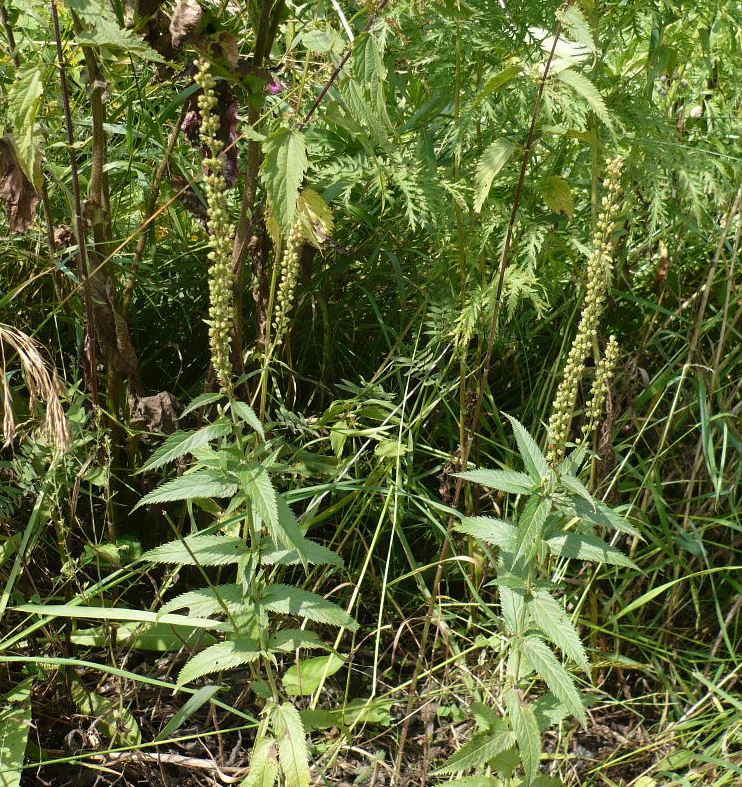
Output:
left=267, top=78, right=284, bottom=95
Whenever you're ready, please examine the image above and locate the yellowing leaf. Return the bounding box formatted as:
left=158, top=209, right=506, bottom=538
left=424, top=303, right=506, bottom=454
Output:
left=541, top=175, right=574, bottom=218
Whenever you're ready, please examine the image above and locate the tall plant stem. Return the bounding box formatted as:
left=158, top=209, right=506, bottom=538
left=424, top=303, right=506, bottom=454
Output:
left=50, top=0, right=98, bottom=407
left=393, top=10, right=569, bottom=782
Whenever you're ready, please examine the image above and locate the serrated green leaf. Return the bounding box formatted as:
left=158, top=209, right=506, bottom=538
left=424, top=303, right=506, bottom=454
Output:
left=161, top=584, right=243, bottom=617
left=282, top=653, right=344, bottom=696
left=455, top=469, right=535, bottom=495
left=180, top=392, right=225, bottom=417
left=232, top=401, right=265, bottom=440
left=559, top=473, right=593, bottom=504
left=556, top=69, right=613, bottom=129
left=139, top=423, right=231, bottom=473
left=441, top=778, right=500, bottom=787
left=570, top=497, right=640, bottom=537
left=527, top=590, right=589, bottom=672
left=435, top=730, right=516, bottom=774
left=178, top=639, right=261, bottom=685
left=66, top=0, right=163, bottom=61
left=241, top=736, right=280, bottom=787
left=7, top=65, right=44, bottom=190
left=261, top=128, right=308, bottom=232
left=0, top=678, right=33, bottom=787
left=135, top=471, right=237, bottom=509
left=546, top=532, right=636, bottom=568
left=505, top=414, right=549, bottom=480
left=523, top=636, right=586, bottom=726
left=505, top=689, right=540, bottom=783
left=263, top=584, right=358, bottom=631
left=512, top=496, right=551, bottom=566
left=144, top=535, right=249, bottom=566
left=272, top=702, right=310, bottom=787
left=558, top=5, right=596, bottom=53
left=455, top=516, right=517, bottom=550
left=474, top=139, right=515, bottom=212
left=239, top=464, right=278, bottom=532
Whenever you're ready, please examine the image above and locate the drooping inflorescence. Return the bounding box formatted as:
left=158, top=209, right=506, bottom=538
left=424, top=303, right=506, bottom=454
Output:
left=194, top=59, right=235, bottom=393
left=546, top=157, right=623, bottom=465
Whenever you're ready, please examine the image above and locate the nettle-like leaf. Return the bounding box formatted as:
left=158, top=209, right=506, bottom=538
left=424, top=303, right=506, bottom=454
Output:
left=262, top=584, right=358, bottom=631
left=435, top=730, right=516, bottom=774
left=533, top=694, right=569, bottom=732
left=522, top=636, right=586, bottom=726
left=569, top=496, right=640, bottom=537
left=512, top=496, right=550, bottom=566
left=545, top=531, right=636, bottom=568
left=261, top=128, right=308, bottom=232
left=455, top=468, right=536, bottom=495
left=504, top=689, right=540, bottom=783
left=139, top=422, right=231, bottom=473
left=231, top=401, right=265, bottom=439
left=455, top=516, right=517, bottom=550
left=239, top=464, right=279, bottom=532
left=161, top=584, right=243, bottom=617
left=474, top=138, right=515, bottom=213
left=527, top=589, right=590, bottom=673
left=144, top=535, right=249, bottom=566
left=242, top=735, right=280, bottom=787
left=177, top=638, right=261, bottom=685
left=134, top=470, right=237, bottom=508
left=269, top=628, right=326, bottom=652
left=66, top=0, right=163, bottom=61
left=272, top=702, right=310, bottom=787
left=505, top=414, right=549, bottom=480
left=7, top=65, right=44, bottom=190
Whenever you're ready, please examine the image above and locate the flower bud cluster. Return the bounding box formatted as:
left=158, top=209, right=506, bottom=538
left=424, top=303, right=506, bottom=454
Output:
left=272, top=220, right=303, bottom=348
left=580, top=334, right=619, bottom=443
left=546, top=157, right=623, bottom=466
left=195, top=59, right=235, bottom=393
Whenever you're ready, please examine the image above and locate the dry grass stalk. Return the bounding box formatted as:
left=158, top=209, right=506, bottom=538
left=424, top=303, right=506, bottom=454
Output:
left=0, top=323, right=71, bottom=452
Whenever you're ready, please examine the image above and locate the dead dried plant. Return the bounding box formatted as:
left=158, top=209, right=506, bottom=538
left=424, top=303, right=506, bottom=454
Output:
left=0, top=323, right=71, bottom=452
